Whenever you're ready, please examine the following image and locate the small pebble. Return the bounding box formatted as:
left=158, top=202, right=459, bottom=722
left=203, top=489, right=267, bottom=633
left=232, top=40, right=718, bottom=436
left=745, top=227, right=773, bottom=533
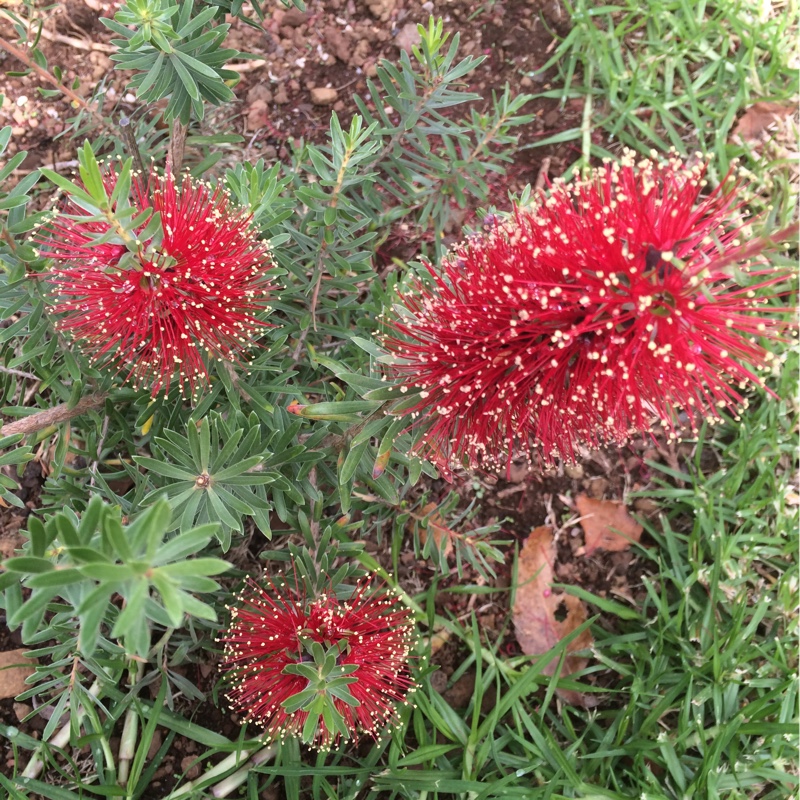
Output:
left=310, top=86, right=338, bottom=105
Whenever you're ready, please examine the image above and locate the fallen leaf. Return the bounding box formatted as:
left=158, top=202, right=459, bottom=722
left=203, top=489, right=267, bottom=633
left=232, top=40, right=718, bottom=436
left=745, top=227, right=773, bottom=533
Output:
left=0, top=649, right=36, bottom=700
left=0, top=532, right=25, bottom=559
left=513, top=526, right=595, bottom=706
left=731, top=101, right=796, bottom=146
left=416, top=502, right=454, bottom=560
left=575, top=495, right=643, bottom=556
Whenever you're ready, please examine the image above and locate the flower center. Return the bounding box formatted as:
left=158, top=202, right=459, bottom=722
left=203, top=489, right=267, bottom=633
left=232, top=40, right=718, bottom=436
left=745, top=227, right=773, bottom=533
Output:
left=650, top=290, right=677, bottom=316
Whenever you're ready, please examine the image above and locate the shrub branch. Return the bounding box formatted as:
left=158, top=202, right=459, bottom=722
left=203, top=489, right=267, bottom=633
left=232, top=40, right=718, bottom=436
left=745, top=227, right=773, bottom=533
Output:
left=2, top=392, right=109, bottom=438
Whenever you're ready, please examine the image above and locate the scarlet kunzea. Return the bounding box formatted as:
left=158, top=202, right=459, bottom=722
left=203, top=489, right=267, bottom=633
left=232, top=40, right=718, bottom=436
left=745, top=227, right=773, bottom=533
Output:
left=39, top=167, right=275, bottom=399
left=220, top=577, right=416, bottom=748
left=385, top=153, right=790, bottom=469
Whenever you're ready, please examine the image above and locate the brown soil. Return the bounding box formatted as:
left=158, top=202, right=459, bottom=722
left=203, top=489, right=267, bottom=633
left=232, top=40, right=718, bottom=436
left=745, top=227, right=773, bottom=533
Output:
left=1, top=0, right=581, bottom=186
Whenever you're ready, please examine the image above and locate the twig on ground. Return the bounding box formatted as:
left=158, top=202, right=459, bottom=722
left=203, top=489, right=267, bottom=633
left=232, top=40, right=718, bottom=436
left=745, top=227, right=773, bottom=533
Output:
left=0, top=35, right=107, bottom=128
left=227, top=59, right=268, bottom=73
left=0, top=365, right=37, bottom=380
left=36, top=26, right=116, bottom=53
left=12, top=159, right=80, bottom=177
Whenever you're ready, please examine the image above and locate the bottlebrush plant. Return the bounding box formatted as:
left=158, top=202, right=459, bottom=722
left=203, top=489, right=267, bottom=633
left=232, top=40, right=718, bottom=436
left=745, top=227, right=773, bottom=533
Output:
left=0, top=0, right=794, bottom=796
left=382, top=154, right=793, bottom=471
left=38, top=150, right=277, bottom=400
left=220, top=575, right=416, bottom=748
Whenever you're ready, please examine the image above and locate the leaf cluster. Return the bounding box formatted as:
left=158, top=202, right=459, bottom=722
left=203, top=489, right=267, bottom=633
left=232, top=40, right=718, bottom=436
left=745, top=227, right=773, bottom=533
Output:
left=2, top=496, right=229, bottom=658
left=104, top=0, right=239, bottom=123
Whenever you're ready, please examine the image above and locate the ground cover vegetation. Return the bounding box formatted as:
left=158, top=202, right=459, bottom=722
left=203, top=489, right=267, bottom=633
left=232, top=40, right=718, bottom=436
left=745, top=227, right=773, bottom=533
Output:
left=0, top=0, right=796, bottom=798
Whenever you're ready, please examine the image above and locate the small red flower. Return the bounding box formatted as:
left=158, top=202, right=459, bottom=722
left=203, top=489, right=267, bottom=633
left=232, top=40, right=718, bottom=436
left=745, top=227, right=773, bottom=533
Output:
left=220, top=576, right=416, bottom=748
left=39, top=167, right=275, bottom=398
left=384, top=154, right=791, bottom=469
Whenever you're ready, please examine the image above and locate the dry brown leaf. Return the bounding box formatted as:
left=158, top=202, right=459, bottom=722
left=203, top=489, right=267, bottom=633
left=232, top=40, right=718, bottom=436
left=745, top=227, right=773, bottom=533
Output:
left=731, top=101, right=796, bottom=145
left=415, top=502, right=454, bottom=559
left=513, top=526, right=595, bottom=707
left=575, top=495, right=643, bottom=556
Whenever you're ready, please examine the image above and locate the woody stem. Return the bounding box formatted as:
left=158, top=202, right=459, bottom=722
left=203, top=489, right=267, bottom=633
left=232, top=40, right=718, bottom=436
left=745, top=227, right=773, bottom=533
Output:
left=1, top=392, right=109, bottom=438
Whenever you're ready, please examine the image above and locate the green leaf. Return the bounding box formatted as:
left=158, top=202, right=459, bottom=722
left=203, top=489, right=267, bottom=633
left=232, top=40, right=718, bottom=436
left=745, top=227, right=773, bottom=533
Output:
left=77, top=140, right=107, bottom=205
left=78, top=584, right=112, bottom=655
left=39, top=168, right=97, bottom=206
left=133, top=457, right=197, bottom=481
left=151, top=524, right=218, bottom=566
left=174, top=47, right=221, bottom=80
left=150, top=572, right=184, bottom=627
left=126, top=501, right=173, bottom=560
left=207, top=488, right=241, bottom=531
left=112, top=578, right=150, bottom=654
left=171, top=54, right=200, bottom=100
left=78, top=495, right=106, bottom=542
left=156, top=558, right=230, bottom=577
left=213, top=455, right=263, bottom=481
left=26, top=568, right=85, bottom=589
left=176, top=591, right=217, bottom=621
left=3, top=557, right=54, bottom=574
left=297, top=400, right=382, bottom=421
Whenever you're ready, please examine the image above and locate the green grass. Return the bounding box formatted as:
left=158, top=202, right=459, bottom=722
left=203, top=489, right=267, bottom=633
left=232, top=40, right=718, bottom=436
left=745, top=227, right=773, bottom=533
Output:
left=529, top=0, right=798, bottom=220
left=4, top=3, right=796, bottom=798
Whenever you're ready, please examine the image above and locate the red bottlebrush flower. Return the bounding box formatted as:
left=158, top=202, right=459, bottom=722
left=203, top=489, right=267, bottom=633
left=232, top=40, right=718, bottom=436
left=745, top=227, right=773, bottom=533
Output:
left=39, top=167, right=275, bottom=399
left=384, top=154, right=791, bottom=469
left=220, top=576, right=416, bottom=748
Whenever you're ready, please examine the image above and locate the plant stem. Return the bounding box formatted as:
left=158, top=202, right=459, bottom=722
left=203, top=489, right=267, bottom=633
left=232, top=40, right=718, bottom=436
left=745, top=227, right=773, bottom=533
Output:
left=120, top=116, right=147, bottom=179
left=0, top=35, right=106, bottom=128
left=118, top=661, right=145, bottom=788
left=166, top=744, right=265, bottom=799
left=305, top=140, right=355, bottom=332
left=211, top=745, right=277, bottom=798
left=21, top=679, right=103, bottom=779
left=1, top=392, right=109, bottom=438
left=580, top=63, right=594, bottom=172
left=169, top=119, right=188, bottom=177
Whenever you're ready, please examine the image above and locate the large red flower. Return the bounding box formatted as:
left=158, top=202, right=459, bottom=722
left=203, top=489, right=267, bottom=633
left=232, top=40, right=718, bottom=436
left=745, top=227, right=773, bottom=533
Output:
left=39, top=168, right=275, bottom=398
left=219, top=577, right=416, bottom=748
left=384, top=154, right=790, bottom=469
